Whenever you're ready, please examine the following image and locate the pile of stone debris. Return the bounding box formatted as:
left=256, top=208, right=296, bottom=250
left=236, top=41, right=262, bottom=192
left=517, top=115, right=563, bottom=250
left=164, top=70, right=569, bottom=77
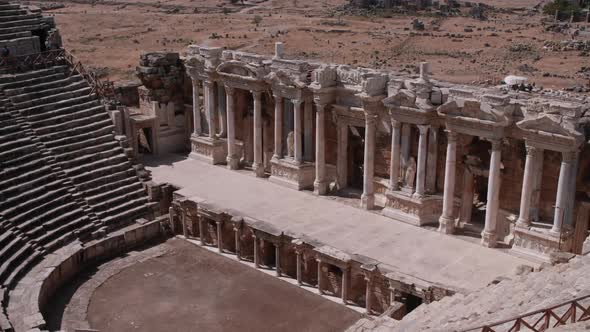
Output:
left=543, top=40, right=590, bottom=52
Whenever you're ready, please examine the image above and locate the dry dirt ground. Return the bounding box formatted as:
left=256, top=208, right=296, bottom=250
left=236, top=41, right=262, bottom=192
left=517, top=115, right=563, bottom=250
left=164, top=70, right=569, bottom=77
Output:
left=27, top=0, right=590, bottom=89
left=86, top=238, right=361, bottom=332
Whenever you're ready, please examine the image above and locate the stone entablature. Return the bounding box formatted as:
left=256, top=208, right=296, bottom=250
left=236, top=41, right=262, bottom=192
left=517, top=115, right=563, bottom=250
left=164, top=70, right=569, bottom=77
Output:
left=181, top=42, right=590, bottom=262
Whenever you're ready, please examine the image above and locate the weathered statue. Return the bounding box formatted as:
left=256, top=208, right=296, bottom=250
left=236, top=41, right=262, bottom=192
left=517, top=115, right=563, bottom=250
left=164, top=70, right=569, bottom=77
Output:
left=405, top=157, right=417, bottom=189
left=287, top=131, right=294, bottom=158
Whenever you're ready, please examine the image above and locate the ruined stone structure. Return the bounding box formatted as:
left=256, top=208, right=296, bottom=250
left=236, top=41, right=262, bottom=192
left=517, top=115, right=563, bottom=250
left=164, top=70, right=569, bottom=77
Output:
left=184, top=43, right=590, bottom=263
left=0, top=1, right=60, bottom=58
left=2, top=0, right=590, bottom=330
left=0, top=3, right=173, bottom=331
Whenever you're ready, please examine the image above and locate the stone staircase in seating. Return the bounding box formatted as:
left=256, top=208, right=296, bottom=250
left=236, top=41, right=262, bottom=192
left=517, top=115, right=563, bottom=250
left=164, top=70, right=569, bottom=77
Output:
left=347, top=255, right=590, bottom=332
left=0, top=64, right=154, bottom=332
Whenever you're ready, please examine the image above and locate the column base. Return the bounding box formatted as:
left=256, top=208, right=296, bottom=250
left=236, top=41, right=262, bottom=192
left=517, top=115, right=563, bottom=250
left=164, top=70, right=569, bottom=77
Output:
left=382, top=190, right=443, bottom=226
left=227, top=155, right=240, bottom=170
left=481, top=230, right=498, bottom=248
left=190, top=136, right=227, bottom=165
left=269, top=158, right=315, bottom=190
left=360, top=194, right=375, bottom=210
left=314, top=181, right=328, bottom=195
left=253, top=163, right=265, bottom=178
left=437, top=216, right=455, bottom=235
left=512, top=225, right=574, bottom=263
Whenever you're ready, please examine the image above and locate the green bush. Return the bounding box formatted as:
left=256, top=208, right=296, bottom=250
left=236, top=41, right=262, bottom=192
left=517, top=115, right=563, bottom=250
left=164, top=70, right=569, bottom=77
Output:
left=543, top=0, right=580, bottom=15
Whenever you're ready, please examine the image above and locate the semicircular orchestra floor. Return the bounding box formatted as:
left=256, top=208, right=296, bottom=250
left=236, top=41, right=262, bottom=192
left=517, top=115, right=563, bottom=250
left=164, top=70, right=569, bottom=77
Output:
left=48, top=238, right=361, bottom=332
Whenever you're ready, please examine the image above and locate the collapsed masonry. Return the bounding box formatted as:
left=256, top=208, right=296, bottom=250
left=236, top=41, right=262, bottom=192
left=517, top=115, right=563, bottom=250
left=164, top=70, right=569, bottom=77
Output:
left=139, top=42, right=590, bottom=266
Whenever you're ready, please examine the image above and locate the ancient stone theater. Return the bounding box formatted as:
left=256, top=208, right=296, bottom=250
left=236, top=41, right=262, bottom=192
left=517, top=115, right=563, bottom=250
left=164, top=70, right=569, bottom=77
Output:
left=1, top=1, right=590, bottom=332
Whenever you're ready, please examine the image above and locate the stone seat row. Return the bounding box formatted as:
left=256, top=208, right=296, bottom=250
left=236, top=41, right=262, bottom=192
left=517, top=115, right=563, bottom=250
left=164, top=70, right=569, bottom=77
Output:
left=390, top=257, right=590, bottom=331
left=2, top=65, right=152, bottom=229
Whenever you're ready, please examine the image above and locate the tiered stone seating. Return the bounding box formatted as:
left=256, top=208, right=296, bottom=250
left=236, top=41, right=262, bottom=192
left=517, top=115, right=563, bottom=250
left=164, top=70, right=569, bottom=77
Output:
left=0, top=104, right=89, bottom=291
left=0, top=0, right=50, bottom=58
left=0, top=64, right=152, bottom=331
left=1, top=65, right=151, bottom=230
left=387, top=257, right=590, bottom=332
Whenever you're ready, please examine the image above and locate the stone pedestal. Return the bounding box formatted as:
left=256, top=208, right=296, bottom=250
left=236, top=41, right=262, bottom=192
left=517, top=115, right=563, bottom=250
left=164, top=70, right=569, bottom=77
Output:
left=382, top=190, right=443, bottom=226
left=269, top=158, right=315, bottom=190
left=190, top=135, right=227, bottom=165
left=512, top=226, right=574, bottom=263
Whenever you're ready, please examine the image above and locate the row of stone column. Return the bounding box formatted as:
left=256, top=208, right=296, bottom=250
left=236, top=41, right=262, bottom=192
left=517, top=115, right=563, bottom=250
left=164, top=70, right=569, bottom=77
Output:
left=436, top=131, right=577, bottom=246
left=386, top=121, right=438, bottom=195
left=272, top=96, right=313, bottom=163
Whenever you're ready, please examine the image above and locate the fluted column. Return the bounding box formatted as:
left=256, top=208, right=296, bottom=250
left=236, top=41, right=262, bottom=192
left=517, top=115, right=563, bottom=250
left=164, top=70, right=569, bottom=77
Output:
left=425, top=127, right=438, bottom=194
left=482, top=139, right=502, bottom=248
left=414, top=124, right=429, bottom=197
left=273, top=94, right=283, bottom=159
left=516, top=145, right=538, bottom=228
left=304, top=100, right=313, bottom=161
left=314, top=103, right=328, bottom=195
left=192, top=79, right=202, bottom=136
left=389, top=120, right=401, bottom=191
left=252, top=90, right=264, bottom=177
left=459, top=169, right=474, bottom=225
left=225, top=86, right=239, bottom=170
left=341, top=267, right=349, bottom=304
left=552, top=151, right=576, bottom=234
left=400, top=123, right=411, bottom=174
left=317, top=259, right=324, bottom=294
left=218, top=84, right=227, bottom=138
left=361, top=112, right=377, bottom=210
left=295, top=250, right=303, bottom=285
left=204, top=80, right=217, bottom=140
left=293, top=99, right=303, bottom=164
left=438, top=130, right=458, bottom=234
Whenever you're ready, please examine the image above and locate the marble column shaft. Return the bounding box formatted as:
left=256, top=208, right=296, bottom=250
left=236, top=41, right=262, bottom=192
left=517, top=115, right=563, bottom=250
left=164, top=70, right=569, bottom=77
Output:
left=415, top=125, right=429, bottom=197
left=218, top=84, right=227, bottom=137
left=482, top=139, right=502, bottom=247
left=361, top=113, right=377, bottom=209
left=389, top=120, right=401, bottom=191
left=225, top=86, right=239, bottom=169
left=317, top=260, right=324, bottom=294
left=516, top=145, right=538, bottom=227
left=438, top=130, right=458, bottom=234
left=341, top=268, right=349, bottom=304
left=192, top=79, right=201, bottom=136
left=275, top=244, right=281, bottom=277
left=304, top=101, right=313, bottom=161
left=216, top=221, right=223, bottom=253
left=314, top=104, right=327, bottom=195
left=273, top=95, right=283, bottom=159
left=233, top=227, right=241, bottom=260
left=365, top=277, right=373, bottom=314
left=204, top=80, right=217, bottom=140
left=296, top=252, right=302, bottom=285
left=552, top=151, right=576, bottom=234
left=293, top=99, right=303, bottom=164
left=425, top=127, right=438, bottom=194
left=252, top=91, right=264, bottom=177
left=400, top=123, right=411, bottom=173
left=253, top=235, right=260, bottom=268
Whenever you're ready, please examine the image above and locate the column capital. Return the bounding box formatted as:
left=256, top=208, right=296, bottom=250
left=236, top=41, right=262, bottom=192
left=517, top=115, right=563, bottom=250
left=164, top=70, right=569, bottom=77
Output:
left=251, top=90, right=263, bottom=99
left=292, top=99, right=303, bottom=107
left=562, top=150, right=577, bottom=163
left=488, top=138, right=502, bottom=151
left=391, top=118, right=402, bottom=129
left=417, top=124, right=430, bottom=135
left=524, top=144, right=540, bottom=157
left=191, top=78, right=201, bottom=87
left=224, top=85, right=236, bottom=96
left=273, top=94, right=283, bottom=104
left=445, top=130, right=458, bottom=142
left=365, top=112, right=378, bottom=125
left=203, top=79, right=215, bottom=88
left=314, top=102, right=328, bottom=112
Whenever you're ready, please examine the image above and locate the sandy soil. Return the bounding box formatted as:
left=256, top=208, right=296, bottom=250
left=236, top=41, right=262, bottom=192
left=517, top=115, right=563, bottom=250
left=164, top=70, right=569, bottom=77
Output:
left=29, top=0, right=590, bottom=89
left=87, top=238, right=361, bottom=332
